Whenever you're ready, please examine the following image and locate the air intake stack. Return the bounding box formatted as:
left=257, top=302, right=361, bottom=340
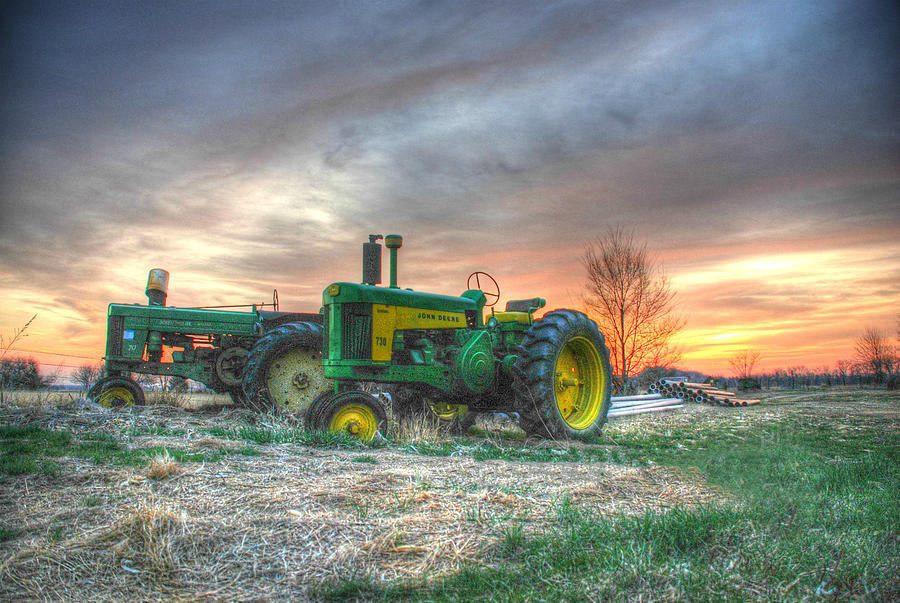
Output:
left=384, top=234, right=403, bottom=288
left=145, top=269, right=169, bottom=306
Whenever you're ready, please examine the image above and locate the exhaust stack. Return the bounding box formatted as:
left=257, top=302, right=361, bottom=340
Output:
left=362, top=235, right=383, bottom=285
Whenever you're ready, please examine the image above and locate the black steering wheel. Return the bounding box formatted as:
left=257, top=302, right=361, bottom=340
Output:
left=467, top=271, right=500, bottom=307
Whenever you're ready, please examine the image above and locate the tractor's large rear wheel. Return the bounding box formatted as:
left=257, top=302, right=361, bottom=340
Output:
left=242, top=322, right=329, bottom=415
left=88, top=375, right=145, bottom=409
left=515, top=310, right=612, bottom=439
left=306, top=390, right=387, bottom=443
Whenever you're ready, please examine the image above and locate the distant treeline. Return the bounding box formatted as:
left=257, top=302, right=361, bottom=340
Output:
left=632, top=365, right=898, bottom=392
left=0, top=358, right=55, bottom=390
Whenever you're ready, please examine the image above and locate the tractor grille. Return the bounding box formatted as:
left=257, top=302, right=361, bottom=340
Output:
left=108, top=315, right=124, bottom=356
left=341, top=302, right=372, bottom=360
left=322, top=306, right=330, bottom=358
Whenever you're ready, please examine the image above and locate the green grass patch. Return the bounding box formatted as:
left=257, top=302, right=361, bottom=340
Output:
left=0, top=425, right=72, bottom=475
left=127, top=425, right=187, bottom=437
left=203, top=425, right=379, bottom=449
left=0, top=522, right=17, bottom=542
left=47, top=525, right=66, bottom=542
left=137, top=446, right=227, bottom=464
left=352, top=454, right=378, bottom=464
left=396, top=438, right=628, bottom=465
left=235, top=445, right=261, bottom=457
left=0, top=425, right=255, bottom=474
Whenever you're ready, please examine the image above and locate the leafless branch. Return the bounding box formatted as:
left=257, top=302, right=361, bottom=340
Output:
left=856, top=327, right=897, bottom=385
left=581, top=227, right=684, bottom=389
left=728, top=349, right=762, bottom=379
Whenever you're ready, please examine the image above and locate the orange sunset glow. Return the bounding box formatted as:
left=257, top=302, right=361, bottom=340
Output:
left=1, top=2, right=898, bottom=381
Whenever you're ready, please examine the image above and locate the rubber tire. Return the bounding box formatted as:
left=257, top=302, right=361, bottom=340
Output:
left=242, top=322, right=325, bottom=413
left=514, top=309, right=612, bottom=439
left=309, top=390, right=388, bottom=442
left=88, top=375, right=145, bottom=408
left=304, top=391, right=337, bottom=431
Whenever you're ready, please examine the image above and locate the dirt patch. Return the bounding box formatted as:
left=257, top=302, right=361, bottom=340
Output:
left=0, top=401, right=722, bottom=600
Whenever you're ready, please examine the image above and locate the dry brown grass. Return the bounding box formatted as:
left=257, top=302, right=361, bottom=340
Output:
left=1, top=502, right=191, bottom=592
left=104, top=504, right=188, bottom=576
left=146, top=451, right=181, bottom=480
left=0, top=399, right=724, bottom=600
left=390, top=412, right=445, bottom=444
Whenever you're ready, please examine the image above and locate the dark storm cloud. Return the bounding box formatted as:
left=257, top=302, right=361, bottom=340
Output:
left=0, top=0, right=898, bottom=356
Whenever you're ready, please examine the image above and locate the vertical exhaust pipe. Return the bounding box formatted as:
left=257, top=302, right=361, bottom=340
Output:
left=363, top=235, right=383, bottom=285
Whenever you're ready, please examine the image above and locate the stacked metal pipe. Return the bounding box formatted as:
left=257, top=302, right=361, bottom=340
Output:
left=607, top=392, right=684, bottom=418
left=649, top=379, right=760, bottom=407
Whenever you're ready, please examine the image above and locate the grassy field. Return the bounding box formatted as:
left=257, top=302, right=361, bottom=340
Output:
left=1, top=388, right=897, bottom=601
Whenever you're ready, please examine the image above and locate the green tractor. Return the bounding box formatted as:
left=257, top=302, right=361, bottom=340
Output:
left=90, top=269, right=328, bottom=411
left=302, top=234, right=613, bottom=441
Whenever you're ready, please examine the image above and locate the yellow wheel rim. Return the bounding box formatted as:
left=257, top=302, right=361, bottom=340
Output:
left=554, top=336, right=605, bottom=430
left=329, top=403, right=379, bottom=442
left=266, top=348, right=329, bottom=413
left=98, top=386, right=134, bottom=408
left=427, top=399, right=468, bottom=421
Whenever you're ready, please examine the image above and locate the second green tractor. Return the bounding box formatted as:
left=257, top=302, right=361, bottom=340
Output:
left=244, top=234, right=613, bottom=442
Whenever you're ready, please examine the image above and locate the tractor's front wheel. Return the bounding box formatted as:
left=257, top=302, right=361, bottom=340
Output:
left=515, top=310, right=612, bottom=439
left=307, top=391, right=387, bottom=442
left=88, top=375, right=145, bottom=409
left=242, top=322, right=329, bottom=414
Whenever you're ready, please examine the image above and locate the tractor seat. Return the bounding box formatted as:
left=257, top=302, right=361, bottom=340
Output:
left=504, top=298, right=546, bottom=313
left=492, top=298, right=546, bottom=324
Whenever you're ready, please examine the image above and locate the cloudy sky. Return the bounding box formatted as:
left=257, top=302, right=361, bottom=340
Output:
left=1, top=0, right=898, bottom=377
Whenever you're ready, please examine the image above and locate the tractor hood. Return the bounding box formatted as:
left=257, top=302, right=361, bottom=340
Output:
left=323, top=282, right=485, bottom=314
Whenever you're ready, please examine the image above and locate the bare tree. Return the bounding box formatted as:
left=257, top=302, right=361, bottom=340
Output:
left=0, top=357, right=55, bottom=389
left=73, top=364, right=103, bottom=392
left=855, top=327, right=895, bottom=385
left=836, top=360, right=852, bottom=386
left=787, top=366, right=804, bottom=389
left=728, top=349, right=763, bottom=379
left=582, top=227, right=684, bottom=391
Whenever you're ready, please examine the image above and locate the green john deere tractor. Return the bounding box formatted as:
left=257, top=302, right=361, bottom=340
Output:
left=91, top=269, right=327, bottom=411
left=302, top=234, right=613, bottom=441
